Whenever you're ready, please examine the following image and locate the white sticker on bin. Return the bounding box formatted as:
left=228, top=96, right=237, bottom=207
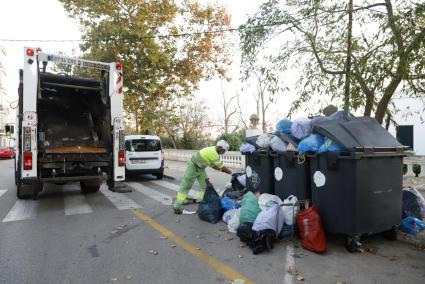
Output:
left=246, top=166, right=252, bottom=178
left=313, top=171, right=326, bottom=187
left=274, top=167, right=283, bottom=181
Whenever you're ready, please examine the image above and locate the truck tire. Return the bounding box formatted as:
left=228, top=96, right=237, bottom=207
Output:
left=17, top=181, right=40, bottom=200
left=155, top=173, right=164, bottom=180
left=80, top=181, right=101, bottom=194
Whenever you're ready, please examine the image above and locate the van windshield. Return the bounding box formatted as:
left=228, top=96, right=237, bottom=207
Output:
left=126, top=139, right=161, bottom=152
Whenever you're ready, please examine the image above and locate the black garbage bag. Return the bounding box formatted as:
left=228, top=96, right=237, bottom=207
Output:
left=237, top=223, right=275, bottom=255
left=402, top=189, right=422, bottom=219
left=198, top=185, right=223, bottom=224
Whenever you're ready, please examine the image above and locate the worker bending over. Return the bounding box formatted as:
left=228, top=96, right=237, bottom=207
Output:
left=173, top=140, right=232, bottom=214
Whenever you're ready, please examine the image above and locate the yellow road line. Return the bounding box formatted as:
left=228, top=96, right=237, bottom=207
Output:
left=132, top=209, right=255, bottom=284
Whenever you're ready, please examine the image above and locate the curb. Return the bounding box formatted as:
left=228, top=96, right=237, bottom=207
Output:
left=164, top=174, right=176, bottom=180
left=397, top=230, right=425, bottom=249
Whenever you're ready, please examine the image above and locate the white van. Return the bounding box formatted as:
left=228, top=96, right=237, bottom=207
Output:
left=125, top=135, right=164, bottom=179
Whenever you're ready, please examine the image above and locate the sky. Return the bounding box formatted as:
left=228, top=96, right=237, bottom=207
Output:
left=0, top=0, right=307, bottom=127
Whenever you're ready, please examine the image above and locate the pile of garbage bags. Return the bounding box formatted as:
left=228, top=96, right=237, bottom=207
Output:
left=240, top=111, right=355, bottom=155
left=197, top=173, right=326, bottom=254
left=400, top=187, right=425, bottom=236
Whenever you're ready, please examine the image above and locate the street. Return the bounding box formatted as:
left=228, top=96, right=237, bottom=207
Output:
left=0, top=159, right=424, bottom=284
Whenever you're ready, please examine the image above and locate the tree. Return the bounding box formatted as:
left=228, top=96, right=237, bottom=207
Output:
left=60, top=0, right=232, bottom=132
left=218, top=80, right=239, bottom=134
left=240, top=0, right=425, bottom=123
left=244, top=63, right=281, bottom=132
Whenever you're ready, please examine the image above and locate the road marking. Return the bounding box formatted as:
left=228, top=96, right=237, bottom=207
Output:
left=284, top=243, right=295, bottom=284
left=126, top=182, right=172, bottom=205
left=132, top=209, right=255, bottom=284
left=99, top=185, right=141, bottom=210
left=0, top=189, right=7, bottom=199
left=2, top=200, right=39, bottom=222
left=64, top=194, right=93, bottom=216
left=150, top=180, right=200, bottom=199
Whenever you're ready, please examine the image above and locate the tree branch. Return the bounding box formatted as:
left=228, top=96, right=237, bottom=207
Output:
left=385, top=0, right=404, bottom=52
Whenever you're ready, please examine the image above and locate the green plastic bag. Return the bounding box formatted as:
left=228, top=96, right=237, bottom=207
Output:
left=239, top=192, right=261, bottom=224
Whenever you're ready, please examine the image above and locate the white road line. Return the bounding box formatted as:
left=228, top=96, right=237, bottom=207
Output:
left=126, top=182, right=173, bottom=206
left=284, top=243, right=295, bottom=284
left=99, top=185, right=142, bottom=210
left=64, top=194, right=93, bottom=216
left=150, top=180, right=200, bottom=199
left=2, top=200, right=39, bottom=222
left=0, top=189, right=7, bottom=199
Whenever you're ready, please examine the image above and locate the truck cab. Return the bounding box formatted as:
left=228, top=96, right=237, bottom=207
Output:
left=15, top=47, right=125, bottom=199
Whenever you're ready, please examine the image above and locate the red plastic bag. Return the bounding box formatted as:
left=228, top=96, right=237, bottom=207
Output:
left=296, top=206, right=326, bottom=253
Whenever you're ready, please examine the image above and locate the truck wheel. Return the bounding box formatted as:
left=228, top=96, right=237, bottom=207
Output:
left=17, top=181, right=35, bottom=200
left=80, top=181, right=101, bottom=194
left=155, top=173, right=164, bottom=180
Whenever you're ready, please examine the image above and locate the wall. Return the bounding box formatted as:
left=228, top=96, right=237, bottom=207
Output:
left=388, top=97, right=425, bottom=155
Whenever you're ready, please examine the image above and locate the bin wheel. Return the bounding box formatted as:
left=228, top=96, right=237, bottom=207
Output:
left=383, top=226, right=398, bottom=241
left=345, top=236, right=361, bottom=253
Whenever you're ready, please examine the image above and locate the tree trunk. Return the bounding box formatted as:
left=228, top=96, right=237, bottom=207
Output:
left=375, top=77, right=402, bottom=123
left=343, top=0, right=354, bottom=111
left=261, top=90, right=266, bottom=132
left=135, top=111, right=139, bottom=133
left=364, top=93, right=374, bottom=116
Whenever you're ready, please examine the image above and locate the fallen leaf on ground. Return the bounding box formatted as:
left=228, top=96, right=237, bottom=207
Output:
left=126, top=276, right=132, bottom=280
left=148, top=249, right=159, bottom=255
left=225, top=237, right=234, bottom=241
left=367, top=246, right=378, bottom=254
left=336, top=281, right=346, bottom=284
left=118, top=224, right=128, bottom=229
left=111, top=230, right=118, bottom=234
left=238, top=255, right=243, bottom=259
left=287, top=267, right=297, bottom=275
left=196, top=247, right=201, bottom=250
left=170, top=245, right=177, bottom=248
left=296, top=275, right=304, bottom=281
left=160, top=236, right=168, bottom=240
left=111, top=278, right=118, bottom=281
left=388, top=256, right=397, bottom=261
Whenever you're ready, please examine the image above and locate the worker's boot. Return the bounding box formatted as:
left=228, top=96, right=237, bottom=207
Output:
left=172, top=198, right=183, bottom=215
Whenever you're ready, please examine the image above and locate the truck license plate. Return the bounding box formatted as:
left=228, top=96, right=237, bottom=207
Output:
left=132, top=160, right=146, bottom=164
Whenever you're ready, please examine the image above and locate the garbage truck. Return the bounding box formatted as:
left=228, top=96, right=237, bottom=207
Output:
left=14, top=47, right=125, bottom=199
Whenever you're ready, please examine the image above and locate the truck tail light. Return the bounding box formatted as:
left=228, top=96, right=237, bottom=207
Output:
left=26, top=48, right=34, bottom=57
left=23, top=151, right=33, bottom=170
left=116, top=63, right=122, bottom=70
left=118, top=150, right=125, bottom=167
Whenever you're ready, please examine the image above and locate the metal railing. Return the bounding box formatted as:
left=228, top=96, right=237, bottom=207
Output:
left=164, top=149, right=425, bottom=176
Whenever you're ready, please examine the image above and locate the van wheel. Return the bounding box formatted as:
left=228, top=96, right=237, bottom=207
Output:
left=155, top=173, right=164, bottom=180
left=80, top=181, right=101, bottom=193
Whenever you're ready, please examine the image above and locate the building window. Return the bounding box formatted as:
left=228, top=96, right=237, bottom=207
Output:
left=396, top=125, right=414, bottom=149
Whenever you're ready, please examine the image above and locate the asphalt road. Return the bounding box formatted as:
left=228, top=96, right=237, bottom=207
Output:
left=0, top=159, right=424, bottom=284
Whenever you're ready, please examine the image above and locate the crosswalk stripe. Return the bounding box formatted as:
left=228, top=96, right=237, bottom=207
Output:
left=64, top=194, right=93, bottom=216
left=99, top=184, right=142, bottom=210
left=150, top=180, right=200, bottom=200
left=0, top=189, right=7, bottom=199
left=2, top=200, right=39, bottom=222
left=126, top=182, right=172, bottom=206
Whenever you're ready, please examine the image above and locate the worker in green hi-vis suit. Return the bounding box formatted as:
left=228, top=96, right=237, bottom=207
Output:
left=173, top=140, right=232, bottom=214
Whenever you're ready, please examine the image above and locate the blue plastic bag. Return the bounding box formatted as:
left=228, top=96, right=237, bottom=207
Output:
left=291, top=118, right=312, bottom=140
left=221, top=196, right=241, bottom=212
left=198, top=185, right=223, bottom=224
left=276, top=119, right=292, bottom=134
left=298, top=134, right=324, bottom=153
left=318, top=137, right=345, bottom=153
left=399, top=216, right=425, bottom=236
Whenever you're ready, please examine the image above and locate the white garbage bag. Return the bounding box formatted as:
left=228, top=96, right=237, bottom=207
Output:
left=256, top=133, right=272, bottom=149
left=223, top=208, right=239, bottom=224
left=227, top=208, right=241, bottom=233
left=291, top=118, right=312, bottom=140
left=270, top=135, right=287, bottom=152
left=258, top=193, right=283, bottom=210
left=237, top=174, right=246, bottom=187
left=252, top=204, right=285, bottom=234
left=283, top=195, right=299, bottom=225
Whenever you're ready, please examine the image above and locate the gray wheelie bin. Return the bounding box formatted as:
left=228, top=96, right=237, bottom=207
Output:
left=244, top=150, right=274, bottom=194
left=310, top=116, right=409, bottom=252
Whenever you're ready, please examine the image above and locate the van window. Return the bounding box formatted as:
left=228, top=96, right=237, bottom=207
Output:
left=126, top=139, right=161, bottom=152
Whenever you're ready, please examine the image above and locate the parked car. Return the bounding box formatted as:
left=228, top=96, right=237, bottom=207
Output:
left=125, top=135, right=164, bottom=179
left=0, top=147, right=15, bottom=159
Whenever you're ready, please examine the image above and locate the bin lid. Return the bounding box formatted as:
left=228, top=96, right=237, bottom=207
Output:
left=313, top=116, right=408, bottom=151
left=275, top=133, right=300, bottom=147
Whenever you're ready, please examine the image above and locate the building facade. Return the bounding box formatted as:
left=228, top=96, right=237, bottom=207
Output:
left=388, top=97, right=425, bottom=156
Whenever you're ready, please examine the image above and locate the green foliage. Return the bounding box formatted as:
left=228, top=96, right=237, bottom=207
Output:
left=413, top=164, right=421, bottom=177
left=240, top=0, right=425, bottom=123
left=60, top=0, right=232, bottom=133
left=216, top=132, right=244, bottom=151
